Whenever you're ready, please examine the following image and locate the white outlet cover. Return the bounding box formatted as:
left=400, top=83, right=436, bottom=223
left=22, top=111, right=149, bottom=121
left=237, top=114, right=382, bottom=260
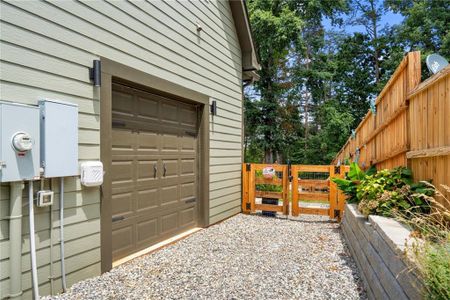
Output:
left=80, top=161, right=103, bottom=187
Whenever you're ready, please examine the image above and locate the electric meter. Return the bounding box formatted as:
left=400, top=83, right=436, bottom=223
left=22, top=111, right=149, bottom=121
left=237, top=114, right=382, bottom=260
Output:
left=0, top=102, right=40, bottom=182
left=12, top=132, right=33, bottom=152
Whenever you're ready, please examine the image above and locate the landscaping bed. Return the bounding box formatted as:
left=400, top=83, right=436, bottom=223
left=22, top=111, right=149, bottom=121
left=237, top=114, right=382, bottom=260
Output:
left=334, top=163, right=450, bottom=300
left=342, top=204, right=423, bottom=299
left=45, top=214, right=365, bottom=300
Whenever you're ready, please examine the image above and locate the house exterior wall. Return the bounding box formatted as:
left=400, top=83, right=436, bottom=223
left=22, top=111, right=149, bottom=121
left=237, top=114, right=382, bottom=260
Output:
left=0, top=0, right=243, bottom=298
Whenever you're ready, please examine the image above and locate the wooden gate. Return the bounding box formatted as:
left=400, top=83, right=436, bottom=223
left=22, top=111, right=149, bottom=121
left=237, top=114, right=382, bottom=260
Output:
left=242, top=163, right=349, bottom=220
left=291, top=165, right=348, bottom=220
left=242, top=164, right=289, bottom=215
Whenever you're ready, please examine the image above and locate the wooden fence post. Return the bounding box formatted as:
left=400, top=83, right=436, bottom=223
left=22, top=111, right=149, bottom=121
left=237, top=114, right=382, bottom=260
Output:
left=242, top=163, right=250, bottom=213
left=283, top=165, right=289, bottom=215
left=291, top=165, right=299, bottom=217
left=337, top=165, right=350, bottom=221
left=248, top=164, right=256, bottom=213
left=406, top=51, right=421, bottom=169
left=329, top=166, right=337, bottom=219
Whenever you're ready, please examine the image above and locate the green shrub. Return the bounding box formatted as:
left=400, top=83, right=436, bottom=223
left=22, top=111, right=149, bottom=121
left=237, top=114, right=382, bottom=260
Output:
left=331, top=162, right=375, bottom=203
left=357, top=168, right=434, bottom=217
left=422, top=242, right=450, bottom=300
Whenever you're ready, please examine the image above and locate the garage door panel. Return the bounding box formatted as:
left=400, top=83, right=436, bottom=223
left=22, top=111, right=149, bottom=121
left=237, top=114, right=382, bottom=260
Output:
left=162, top=159, right=178, bottom=177
left=161, top=212, right=178, bottom=234
left=136, top=217, right=158, bottom=245
left=135, top=181, right=160, bottom=191
left=111, top=82, right=199, bottom=262
left=160, top=186, right=178, bottom=206
left=111, top=161, right=134, bottom=183
left=180, top=106, right=197, bottom=126
left=111, top=223, right=134, bottom=258
left=178, top=175, right=196, bottom=184
left=137, top=96, right=159, bottom=120
left=137, top=189, right=159, bottom=212
left=181, top=159, right=195, bottom=175
left=161, top=133, right=179, bottom=151
left=181, top=183, right=195, bottom=200
left=179, top=207, right=196, bottom=227
left=112, top=90, right=134, bottom=116
left=112, top=129, right=135, bottom=150
left=161, top=102, right=178, bottom=124
left=137, top=160, right=158, bottom=180
left=181, top=135, right=196, bottom=151
left=111, top=192, right=133, bottom=216
left=137, top=131, right=159, bottom=152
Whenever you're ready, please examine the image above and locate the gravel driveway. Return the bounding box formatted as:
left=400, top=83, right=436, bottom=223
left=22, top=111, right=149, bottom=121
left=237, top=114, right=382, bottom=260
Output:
left=47, top=214, right=366, bottom=300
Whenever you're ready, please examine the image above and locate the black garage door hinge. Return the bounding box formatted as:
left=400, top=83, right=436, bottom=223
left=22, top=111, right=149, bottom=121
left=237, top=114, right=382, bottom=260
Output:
left=185, top=197, right=196, bottom=204
left=334, top=166, right=341, bottom=174
left=334, top=209, right=340, bottom=218
left=112, top=215, right=125, bottom=222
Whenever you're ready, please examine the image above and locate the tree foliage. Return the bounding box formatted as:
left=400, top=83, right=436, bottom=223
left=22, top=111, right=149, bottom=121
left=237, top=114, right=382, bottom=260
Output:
left=245, top=0, right=450, bottom=164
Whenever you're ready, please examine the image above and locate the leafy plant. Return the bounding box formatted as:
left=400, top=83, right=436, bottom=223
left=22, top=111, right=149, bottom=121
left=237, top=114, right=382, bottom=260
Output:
left=331, top=162, right=375, bottom=203
left=357, top=167, right=434, bottom=217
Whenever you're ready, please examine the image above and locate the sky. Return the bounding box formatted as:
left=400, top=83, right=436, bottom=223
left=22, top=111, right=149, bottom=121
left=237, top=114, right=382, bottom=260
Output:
left=323, top=11, right=404, bottom=33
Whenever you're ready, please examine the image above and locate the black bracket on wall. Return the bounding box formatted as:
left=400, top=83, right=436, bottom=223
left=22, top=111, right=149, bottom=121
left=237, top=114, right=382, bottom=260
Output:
left=246, top=163, right=251, bottom=172
left=210, top=100, right=217, bottom=116
left=89, top=60, right=101, bottom=87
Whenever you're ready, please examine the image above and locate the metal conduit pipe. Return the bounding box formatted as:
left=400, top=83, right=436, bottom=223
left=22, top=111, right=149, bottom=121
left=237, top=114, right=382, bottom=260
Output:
left=9, top=182, right=24, bottom=300
left=28, top=181, right=39, bottom=299
left=60, top=177, right=67, bottom=292
left=49, top=179, right=55, bottom=295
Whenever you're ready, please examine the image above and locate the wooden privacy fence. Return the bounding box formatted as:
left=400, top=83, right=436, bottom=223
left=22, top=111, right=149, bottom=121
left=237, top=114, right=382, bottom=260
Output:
left=242, top=163, right=349, bottom=220
left=332, top=51, right=450, bottom=205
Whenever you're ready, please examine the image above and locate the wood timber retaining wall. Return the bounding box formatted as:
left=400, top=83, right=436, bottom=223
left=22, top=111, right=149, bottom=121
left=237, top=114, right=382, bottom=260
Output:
left=341, top=204, right=424, bottom=300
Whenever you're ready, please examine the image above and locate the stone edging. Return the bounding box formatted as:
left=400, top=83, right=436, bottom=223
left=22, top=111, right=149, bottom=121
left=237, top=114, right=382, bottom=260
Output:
left=341, top=204, right=424, bottom=300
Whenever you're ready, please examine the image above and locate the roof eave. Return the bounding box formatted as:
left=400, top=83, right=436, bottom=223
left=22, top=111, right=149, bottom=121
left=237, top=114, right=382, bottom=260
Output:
left=229, top=0, right=260, bottom=82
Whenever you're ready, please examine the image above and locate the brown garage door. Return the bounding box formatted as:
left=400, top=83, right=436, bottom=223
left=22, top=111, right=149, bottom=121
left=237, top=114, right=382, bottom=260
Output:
left=110, top=82, right=199, bottom=261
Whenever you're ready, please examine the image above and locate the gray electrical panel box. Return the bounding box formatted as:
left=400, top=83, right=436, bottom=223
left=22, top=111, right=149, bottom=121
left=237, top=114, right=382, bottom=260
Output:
left=39, top=99, right=79, bottom=177
left=0, top=101, right=41, bottom=182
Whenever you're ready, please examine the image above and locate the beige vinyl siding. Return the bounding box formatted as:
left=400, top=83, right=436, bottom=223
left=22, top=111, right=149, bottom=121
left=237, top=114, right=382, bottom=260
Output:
left=0, top=0, right=243, bottom=297
left=0, top=181, right=101, bottom=298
